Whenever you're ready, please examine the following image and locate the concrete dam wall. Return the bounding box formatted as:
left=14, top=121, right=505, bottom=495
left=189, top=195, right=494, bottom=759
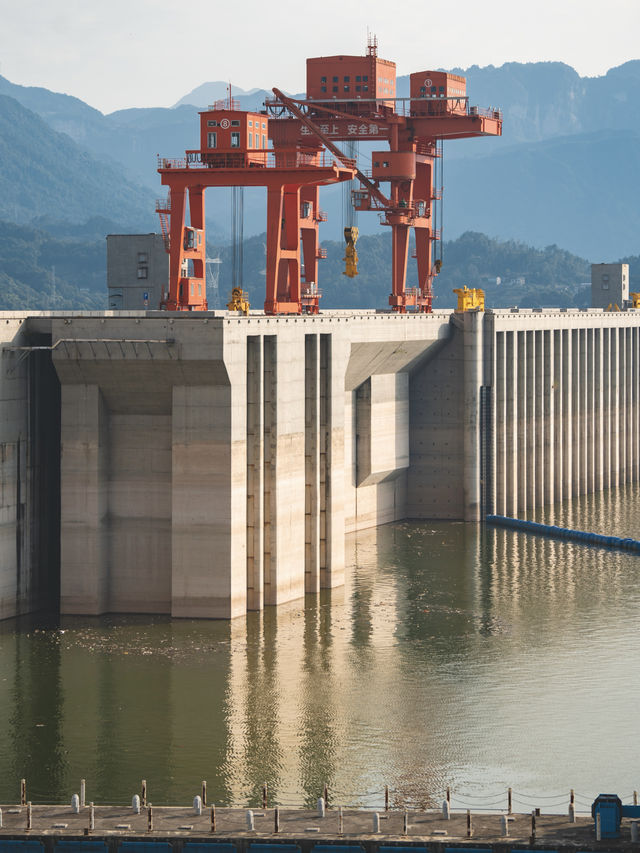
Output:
left=1, top=307, right=639, bottom=620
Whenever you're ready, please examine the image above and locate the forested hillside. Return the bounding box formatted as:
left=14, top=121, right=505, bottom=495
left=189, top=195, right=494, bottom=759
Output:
left=0, top=220, right=104, bottom=310
left=0, top=94, right=155, bottom=229
left=0, top=221, right=613, bottom=313
left=210, top=231, right=597, bottom=311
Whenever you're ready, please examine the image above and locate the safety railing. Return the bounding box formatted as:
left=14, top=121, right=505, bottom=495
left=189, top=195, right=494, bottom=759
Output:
left=266, top=94, right=502, bottom=123
left=158, top=150, right=347, bottom=171
left=300, top=204, right=328, bottom=221
left=469, top=104, right=503, bottom=120
left=302, top=285, right=322, bottom=298
left=416, top=141, right=439, bottom=156
left=209, top=97, right=240, bottom=111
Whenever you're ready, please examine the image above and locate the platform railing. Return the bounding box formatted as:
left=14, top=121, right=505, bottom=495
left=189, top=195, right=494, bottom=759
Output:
left=266, top=94, right=502, bottom=122
left=158, top=150, right=349, bottom=170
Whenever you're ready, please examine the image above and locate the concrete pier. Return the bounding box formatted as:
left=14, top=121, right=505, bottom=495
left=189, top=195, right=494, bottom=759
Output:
left=0, top=801, right=629, bottom=849
left=0, top=805, right=620, bottom=853
left=1, top=307, right=640, bottom=620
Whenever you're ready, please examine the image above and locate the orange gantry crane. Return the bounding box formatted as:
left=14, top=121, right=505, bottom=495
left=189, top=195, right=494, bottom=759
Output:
left=157, top=38, right=502, bottom=314
left=157, top=97, right=354, bottom=313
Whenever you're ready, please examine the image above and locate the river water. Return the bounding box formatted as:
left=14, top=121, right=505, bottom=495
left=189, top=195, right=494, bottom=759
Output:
left=1, top=485, right=639, bottom=813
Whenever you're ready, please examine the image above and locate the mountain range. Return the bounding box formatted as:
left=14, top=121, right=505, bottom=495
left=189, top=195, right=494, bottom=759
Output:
left=0, top=59, right=639, bottom=261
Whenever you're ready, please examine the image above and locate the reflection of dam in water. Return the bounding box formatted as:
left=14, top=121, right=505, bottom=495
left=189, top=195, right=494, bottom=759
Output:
left=1, top=308, right=640, bottom=619
left=1, top=484, right=639, bottom=806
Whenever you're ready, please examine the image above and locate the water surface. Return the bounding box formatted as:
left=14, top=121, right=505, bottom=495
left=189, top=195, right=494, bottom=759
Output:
left=1, top=485, right=639, bottom=814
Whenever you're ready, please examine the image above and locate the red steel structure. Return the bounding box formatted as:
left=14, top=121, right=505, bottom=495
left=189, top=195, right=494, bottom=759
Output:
left=157, top=39, right=501, bottom=314
left=157, top=98, right=354, bottom=312
left=267, top=36, right=502, bottom=312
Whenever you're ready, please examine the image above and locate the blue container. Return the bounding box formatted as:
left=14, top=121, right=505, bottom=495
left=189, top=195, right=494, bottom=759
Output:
left=380, top=848, right=428, bottom=853
left=54, top=845, right=107, bottom=853
left=251, top=846, right=301, bottom=853
left=445, top=848, right=490, bottom=853
left=0, top=844, right=44, bottom=853
left=186, top=846, right=237, bottom=853
left=592, top=793, right=623, bottom=838
left=313, top=846, right=365, bottom=853
left=119, top=845, right=171, bottom=853
left=509, top=849, right=558, bottom=853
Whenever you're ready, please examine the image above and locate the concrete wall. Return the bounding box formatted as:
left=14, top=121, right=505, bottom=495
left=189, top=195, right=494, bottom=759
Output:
left=410, top=307, right=640, bottom=522
left=107, top=234, right=168, bottom=310
left=407, top=317, right=464, bottom=519
left=0, top=314, right=61, bottom=620
left=49, top=310, right=450, bottom=619
left=591, top=263, right=629, bottom=310
left=488, top=309, right=640, bottom=516
left=4, top=306, right=640, bottom=621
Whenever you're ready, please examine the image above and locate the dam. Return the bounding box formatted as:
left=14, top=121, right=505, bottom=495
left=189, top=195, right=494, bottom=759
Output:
left=0, top=306, right=639, bottom=620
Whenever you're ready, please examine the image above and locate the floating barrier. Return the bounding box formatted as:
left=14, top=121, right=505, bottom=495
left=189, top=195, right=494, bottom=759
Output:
left=486, top=515, right=640, bottom=553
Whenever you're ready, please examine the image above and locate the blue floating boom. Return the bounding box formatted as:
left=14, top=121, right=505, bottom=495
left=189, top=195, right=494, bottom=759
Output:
left=486, top=515, right=640, bottom=553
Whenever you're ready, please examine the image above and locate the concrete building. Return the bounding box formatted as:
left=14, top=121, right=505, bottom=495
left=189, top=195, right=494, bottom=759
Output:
left=591, top=263, right=629, bottom=310
left=1, top=307, right=640, bottom=621
left=107, top=234, right=169, bottom=310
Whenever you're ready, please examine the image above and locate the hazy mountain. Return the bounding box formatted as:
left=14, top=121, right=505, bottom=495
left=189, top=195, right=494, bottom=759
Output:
left=0, top=94, right=156, bottom=229
left=173, top=82, right=266, bottom=108
left=444, top=128, right=640, bottom=259
left=6, top=59, right=640, bottom=169
left=106, top=90, right=288, bottom=189
left=438, top=60, right=640, bottom=154
left=2, top=60, right=640, bottom=258
left=0, top=74, right=108, bottom=143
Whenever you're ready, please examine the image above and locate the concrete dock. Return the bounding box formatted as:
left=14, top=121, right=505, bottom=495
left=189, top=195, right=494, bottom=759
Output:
left=0, top=802, right=634, bottom=849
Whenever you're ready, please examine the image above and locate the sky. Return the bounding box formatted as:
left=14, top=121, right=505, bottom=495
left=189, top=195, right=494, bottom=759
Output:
left=1, top=0, right=639, bottom=114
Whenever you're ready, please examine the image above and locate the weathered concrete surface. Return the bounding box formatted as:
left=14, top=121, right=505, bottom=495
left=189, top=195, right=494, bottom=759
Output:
left=0, top=802, right=628, bottom=850
left=107, top=233, right=168, bottom=310
left=0, top=313, right=61, bottom=620
left=3, top=307, right=640, bottom=620
left=488, top=309, right=640, bottom=516
left=49, top=311, right=450, bottom=619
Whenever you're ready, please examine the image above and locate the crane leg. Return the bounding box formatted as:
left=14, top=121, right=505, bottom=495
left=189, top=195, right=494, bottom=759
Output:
left=389, top=223, right=411, bottom=312
left=415, top=225, right=433, bottom=312
left=265, top=185, right=284, bottom=314
left=166, top=184, right=186, bottom=310
left=281, top=186, right=301, bottom=305
left=300, top=186, right=319, bottom=287
left=188, top=187, right=207, bottom=309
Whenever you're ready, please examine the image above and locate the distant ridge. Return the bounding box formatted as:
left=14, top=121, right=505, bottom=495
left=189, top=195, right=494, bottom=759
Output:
left=0, top=93, right=155, bottom=229
left=173, top=82, right=264, bottom=108
left=1, top=60, right=640, bottom=256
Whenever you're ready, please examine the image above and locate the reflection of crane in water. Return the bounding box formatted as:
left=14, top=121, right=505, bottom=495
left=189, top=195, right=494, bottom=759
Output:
left=206, top=256, right=222, bottom=309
